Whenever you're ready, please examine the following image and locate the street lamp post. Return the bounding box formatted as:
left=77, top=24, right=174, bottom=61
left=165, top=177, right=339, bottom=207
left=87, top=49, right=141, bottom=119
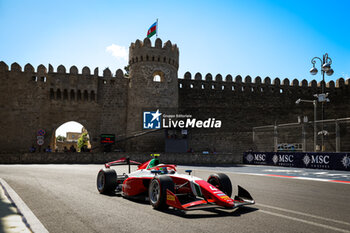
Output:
left=296, top=99, right=317, bottom=152
left=309, top=53, right=333, bottom=151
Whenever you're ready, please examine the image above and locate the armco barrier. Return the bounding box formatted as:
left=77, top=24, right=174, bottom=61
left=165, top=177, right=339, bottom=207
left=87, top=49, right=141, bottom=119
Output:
left=0, top=152, right=243, bottom=165
left=243, top=152, right=350, bottom=171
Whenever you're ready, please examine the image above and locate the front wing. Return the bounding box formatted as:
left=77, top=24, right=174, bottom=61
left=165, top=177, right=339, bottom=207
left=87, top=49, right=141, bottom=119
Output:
left=165, top=185, right=255, bottom=211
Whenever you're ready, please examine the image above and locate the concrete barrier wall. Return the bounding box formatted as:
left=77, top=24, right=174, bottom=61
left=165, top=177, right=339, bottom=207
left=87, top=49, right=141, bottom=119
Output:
left=0, top=152, right=242, bottom=165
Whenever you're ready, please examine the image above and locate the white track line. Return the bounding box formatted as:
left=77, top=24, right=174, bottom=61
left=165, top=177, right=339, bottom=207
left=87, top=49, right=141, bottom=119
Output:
left=0, top=178, right=49, bottom=233
left=259, top=209, right=350, bottom=233
left=182, top=167, right=350, bottom=231
left=180, top=167, right=350, bottom=184
left=236, top=172, right=338, bottom=183
left=256, top=203, right=350, bottom=227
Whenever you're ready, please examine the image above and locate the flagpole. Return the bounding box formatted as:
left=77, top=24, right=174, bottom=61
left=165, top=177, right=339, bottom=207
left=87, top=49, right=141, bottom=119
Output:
left=156, top=18, right=158, bottom=38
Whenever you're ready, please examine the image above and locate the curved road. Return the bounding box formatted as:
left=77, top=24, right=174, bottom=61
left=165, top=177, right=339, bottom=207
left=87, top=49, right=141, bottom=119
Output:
left=0, top=164, right=349, bottom=233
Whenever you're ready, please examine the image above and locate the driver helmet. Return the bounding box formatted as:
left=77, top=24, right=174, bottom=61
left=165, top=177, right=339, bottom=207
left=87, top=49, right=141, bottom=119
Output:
left=147, top=158, right=160, bottom=169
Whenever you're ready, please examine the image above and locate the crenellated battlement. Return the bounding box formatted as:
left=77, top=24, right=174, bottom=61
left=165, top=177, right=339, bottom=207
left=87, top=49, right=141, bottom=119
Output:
left=2, top=61, right=348, bottom=96
left=0, top=61, right=129, bottom=103
left=179, top=72, right=349, bottom=93
left=0, top=61, right=127, bottom=79
left=129, top=38, right=179, bottom=70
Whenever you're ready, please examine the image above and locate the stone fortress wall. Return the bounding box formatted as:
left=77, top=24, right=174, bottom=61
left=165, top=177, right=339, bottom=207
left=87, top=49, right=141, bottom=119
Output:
left=178, top=72, right=350, bottom=153
left=0, top=37, right=349, bottom=154
left=0, top=60, right=129, bottom=153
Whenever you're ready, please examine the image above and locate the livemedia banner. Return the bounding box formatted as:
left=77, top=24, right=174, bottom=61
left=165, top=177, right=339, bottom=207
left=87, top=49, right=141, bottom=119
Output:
left=243, top=152, right=350, bottom=171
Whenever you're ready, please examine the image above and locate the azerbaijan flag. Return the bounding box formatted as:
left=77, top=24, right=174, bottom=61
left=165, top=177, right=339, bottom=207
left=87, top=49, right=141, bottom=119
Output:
left=147, top=22, right=157, bottom=38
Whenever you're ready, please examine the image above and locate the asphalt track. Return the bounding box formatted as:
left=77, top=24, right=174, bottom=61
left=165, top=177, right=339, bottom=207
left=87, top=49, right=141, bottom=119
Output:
left=0, top=164, right=350, bottom=233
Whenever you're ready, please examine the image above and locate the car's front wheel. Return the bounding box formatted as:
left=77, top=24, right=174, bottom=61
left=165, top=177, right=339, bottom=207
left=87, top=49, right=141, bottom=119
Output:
left=207, top=173, right=232, bottom=197
left=149, top=176, right=174, bottom=210
left=97, top=168, right=117, bottom=194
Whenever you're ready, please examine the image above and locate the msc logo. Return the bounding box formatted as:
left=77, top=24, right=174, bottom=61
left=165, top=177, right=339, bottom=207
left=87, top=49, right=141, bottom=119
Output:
left=246, top=153, right=254, bottom=163
left=342, top=155, right=350, bottom=168
left=303, top=154, right=329, bottom=166
left=143, top=110, right=162, bottom=129
left=254, top=153, right=266, bottom=162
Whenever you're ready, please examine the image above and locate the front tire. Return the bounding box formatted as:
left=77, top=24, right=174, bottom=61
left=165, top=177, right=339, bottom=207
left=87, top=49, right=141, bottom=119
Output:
left=97, top=168, right=117, bottom=194
left=149, top=176, right=174, bottom=210
left=207, top=173, right=232, bottom=197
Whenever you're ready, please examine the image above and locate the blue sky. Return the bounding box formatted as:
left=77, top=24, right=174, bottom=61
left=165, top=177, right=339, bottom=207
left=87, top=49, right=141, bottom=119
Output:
left=1, top=0, right=349, bottom=83
left=56, top=121, right=83, bottom=136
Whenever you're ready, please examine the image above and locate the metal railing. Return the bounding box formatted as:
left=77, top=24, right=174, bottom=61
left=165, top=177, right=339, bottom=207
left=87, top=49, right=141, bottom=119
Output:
left=253, top=117, right=350, bottom=152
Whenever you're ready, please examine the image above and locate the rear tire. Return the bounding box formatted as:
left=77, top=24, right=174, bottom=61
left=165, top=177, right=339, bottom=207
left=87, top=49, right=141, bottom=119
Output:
left=149, top=176, right=174, bottom=210
left=207, top=173, right=232, bottom=197
left=97, top=168, right=117, bottom=194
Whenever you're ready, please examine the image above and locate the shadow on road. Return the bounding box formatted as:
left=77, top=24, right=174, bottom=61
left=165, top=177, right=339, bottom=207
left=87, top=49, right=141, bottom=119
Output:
left=102, top=192, right=259, bottom=218
left=162, top=206, right=259, bottom=219
left=0, top=188, right=22, bottom=233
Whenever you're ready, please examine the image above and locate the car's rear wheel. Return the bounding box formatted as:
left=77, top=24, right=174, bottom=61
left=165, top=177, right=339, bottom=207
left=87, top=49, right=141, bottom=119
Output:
left=97, top=168, right=117, bottom=194
left=207, top=173, right=232, bottom=197
left=149, top=176, right=174, bottom=210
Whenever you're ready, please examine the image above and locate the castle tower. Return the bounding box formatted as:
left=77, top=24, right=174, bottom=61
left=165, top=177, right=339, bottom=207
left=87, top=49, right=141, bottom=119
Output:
left=126, top=37, right=179, bottom=151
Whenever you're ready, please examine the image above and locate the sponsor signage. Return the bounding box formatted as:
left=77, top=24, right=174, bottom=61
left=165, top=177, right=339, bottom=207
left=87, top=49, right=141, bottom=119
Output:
left=243, top=152, right=350, bottom=171
left=277, top=143, right=303, bottom=151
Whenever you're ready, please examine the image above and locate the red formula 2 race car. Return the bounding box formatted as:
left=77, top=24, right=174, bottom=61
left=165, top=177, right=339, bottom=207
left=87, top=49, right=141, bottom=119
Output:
left=97, top=155, right=255, bottom=211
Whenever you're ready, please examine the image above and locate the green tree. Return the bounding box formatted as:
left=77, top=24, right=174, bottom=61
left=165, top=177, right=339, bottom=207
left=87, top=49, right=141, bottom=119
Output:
left=124, top=65, right=129, bottom=77
left=77, top=132, right=88, bottom=152
left=56, top=135, right=66, bottom=142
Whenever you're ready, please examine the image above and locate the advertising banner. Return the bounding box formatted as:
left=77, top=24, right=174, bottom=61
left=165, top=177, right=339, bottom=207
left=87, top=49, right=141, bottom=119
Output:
left=243, top=152, right=350, bottom=171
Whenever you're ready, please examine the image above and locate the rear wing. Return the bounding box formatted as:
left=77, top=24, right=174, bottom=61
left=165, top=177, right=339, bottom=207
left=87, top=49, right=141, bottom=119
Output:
left=105, top=157, right=141, bottom=173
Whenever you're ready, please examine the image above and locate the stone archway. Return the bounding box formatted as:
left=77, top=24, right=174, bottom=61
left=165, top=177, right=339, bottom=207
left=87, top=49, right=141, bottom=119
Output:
left=49, top=120, right=97, bottom=152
